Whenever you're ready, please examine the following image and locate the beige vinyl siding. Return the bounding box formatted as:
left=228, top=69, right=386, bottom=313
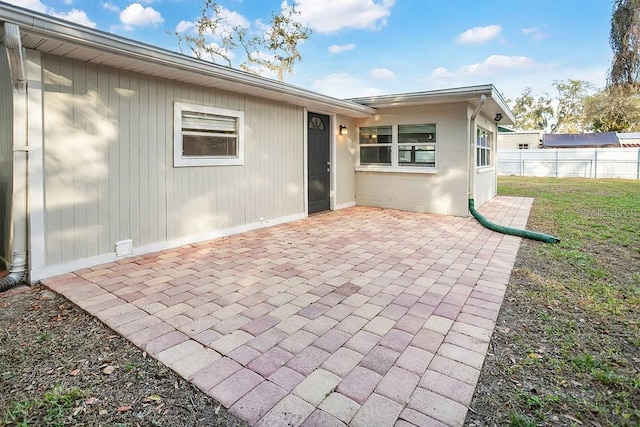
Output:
left=0, top=47, right=14, bottom=265
left=497, top=131, right=542, bottom=150
left=41, top=53, right=304, bottom=266
left=355, top=103, right=470, bottom=216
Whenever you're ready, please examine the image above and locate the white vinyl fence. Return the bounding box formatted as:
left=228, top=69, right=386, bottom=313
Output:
left=498, top=148, right=640, bottom=179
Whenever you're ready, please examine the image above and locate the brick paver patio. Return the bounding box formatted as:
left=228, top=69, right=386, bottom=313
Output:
left=43, top=196, right=533, bottom=427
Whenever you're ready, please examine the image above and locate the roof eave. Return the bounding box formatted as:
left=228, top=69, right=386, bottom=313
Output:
left=349, top=84, right=516, bottom=126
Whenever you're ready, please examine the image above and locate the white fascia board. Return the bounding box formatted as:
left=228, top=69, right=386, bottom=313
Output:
left=349, top=84, right=516, bottom=125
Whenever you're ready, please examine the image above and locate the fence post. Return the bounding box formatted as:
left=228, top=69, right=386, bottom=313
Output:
left=555, top=149, right=559, bottom=178
left=637, top=148, right=640, bottom=179
left=594, top=148, right=598, bottom=179
left=520, top=149, right=524, bottom=176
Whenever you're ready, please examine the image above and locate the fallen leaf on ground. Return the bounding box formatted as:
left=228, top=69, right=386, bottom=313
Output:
left=117, top=405, right=132, bottom=412
left=85, top=397, right=98, bottom=405
left=103, top=366, right=116, bottom=375
left=69, top=368, right=80, bottom=376
left=528, top=353, right=542, bottom=359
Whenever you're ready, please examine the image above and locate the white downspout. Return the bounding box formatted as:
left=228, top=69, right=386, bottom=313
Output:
left=467, top=94, right=486, bottom=214
left=0, top=22, right=28, bottom=291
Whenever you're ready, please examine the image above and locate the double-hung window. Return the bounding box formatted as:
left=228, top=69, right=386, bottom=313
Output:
left=359, top=126, right=392, bottom=166
left=174, top=102, right=244, bottom=167
left=398, top=124, right=436, bottom=167
left=358, top=123, right=437, bottom=171
left=476, top=128, right=492, bottom=167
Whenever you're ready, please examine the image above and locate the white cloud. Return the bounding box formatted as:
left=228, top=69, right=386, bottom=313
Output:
left=175, top=20, right=195, bottom=33
left=218, top=6, right=251, bottom=29
left=6, top=0, right=48, bottom=13
left=432, top=55, right=538, bottom=78
left=456, top=24, right=502, bottom=44
left=311, top=73, right=385, bottom=98
left=522, top=26, right=546, bottom=41
left=120, top=3, right=164, bottom=30
left=369, top=68, right=395, bottom=80
left=290, top=0, right=395, bottom=33
left=9, top=1, right=97, bottom=28
left=102, top=2, right=120, bottom=12
left=52, top=9, right=96, bottom=28
left=329, top=43, right=356, bottom=54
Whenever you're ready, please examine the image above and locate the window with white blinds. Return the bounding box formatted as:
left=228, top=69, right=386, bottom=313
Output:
left=174, top=102, right=244, bottom=167
left=357, top=123, right=437, bottom=172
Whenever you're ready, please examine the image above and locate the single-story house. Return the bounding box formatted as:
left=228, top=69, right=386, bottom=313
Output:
left=497, top=130, right=543, bottom=150
left=0, top=2, right=514, bottom=284
left=617, top=132, right=640, bottom=147
left=542, top=132, right=620, bottom=148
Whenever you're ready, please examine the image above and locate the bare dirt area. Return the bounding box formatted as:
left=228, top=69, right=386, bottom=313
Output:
left=0, top=284, right=247, bottom=427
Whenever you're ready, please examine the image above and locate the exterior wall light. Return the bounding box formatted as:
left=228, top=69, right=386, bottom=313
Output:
left=494, top=113, right=503, bottom=122
left=339, top=125, right=348, bottom=136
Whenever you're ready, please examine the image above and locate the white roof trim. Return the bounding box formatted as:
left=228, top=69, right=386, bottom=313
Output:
left=350, top=84, right=516, bottom=125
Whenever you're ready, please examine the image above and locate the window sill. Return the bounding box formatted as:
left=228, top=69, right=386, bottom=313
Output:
left=356, top=166, right=438, bottom=174
left=476, top=166, right=494, bottom=174
left=174, top=157, right=244, bottom=167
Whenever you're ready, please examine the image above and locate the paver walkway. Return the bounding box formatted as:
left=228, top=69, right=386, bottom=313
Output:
left=43, top=196, right=533, bottom=427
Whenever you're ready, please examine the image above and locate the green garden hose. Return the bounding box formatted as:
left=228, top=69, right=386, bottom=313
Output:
left=469, top=199, right=560, bottom=244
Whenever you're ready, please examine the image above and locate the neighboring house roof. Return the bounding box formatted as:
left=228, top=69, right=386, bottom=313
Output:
left=615, top=133, right=640, bottom=147
left=349, top=85, right=516, bottom=126
left=542, top=132, right=620, bottom=148
left=0, top=2, right=375, bottom=118
left=617, top=132, right=640, bottom=140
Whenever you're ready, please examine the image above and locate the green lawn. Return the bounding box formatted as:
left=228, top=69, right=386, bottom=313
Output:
left=473, top=177, right=639, bottom=426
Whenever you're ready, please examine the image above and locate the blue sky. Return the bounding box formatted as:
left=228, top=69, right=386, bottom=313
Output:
left=7, top=0, right=613, bottom=101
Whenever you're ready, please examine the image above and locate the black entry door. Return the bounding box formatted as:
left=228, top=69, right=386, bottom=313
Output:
left=307, top=112, right=331, bottom=214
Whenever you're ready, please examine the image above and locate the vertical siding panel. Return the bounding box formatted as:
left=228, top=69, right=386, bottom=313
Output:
left=156, top=78, right=167, bottom=241
left=85, top=62, right=101, bottom=255
left=128, top=73, right=140, bottom=244
left=72, top=60, right=88, bottom=260
left=147, top=76, right=159, bottom=244
left=107, top=67, right=120, bottom=247
left=43, top=55, right=62, bottom=265
left=56, top=57, right=74, bottom=263
left=95, top=64, right=110, bottom=254
left=138, top=74, right=150, bottom=245
left=164, top=81, right=176, bottom=240
left=119, top=71, right=130, bottom=241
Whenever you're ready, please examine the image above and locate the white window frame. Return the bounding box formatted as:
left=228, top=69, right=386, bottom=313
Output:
left=356, top=123, right=438, bottom=174
left=476, top=127, right=492, bottom=168
left=174, top=102, right=244, bottom=167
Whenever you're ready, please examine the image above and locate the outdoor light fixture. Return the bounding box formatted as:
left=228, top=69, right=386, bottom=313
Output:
left=494, top=113, right=503, bottom=122
left=339, top=125, right=348, bottom=136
